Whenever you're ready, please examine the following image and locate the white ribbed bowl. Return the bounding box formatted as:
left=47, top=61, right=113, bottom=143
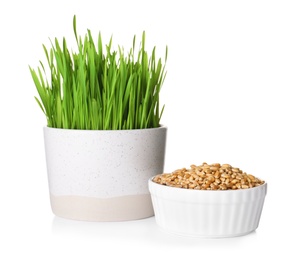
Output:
left=149, top=179, right=267, bottom=238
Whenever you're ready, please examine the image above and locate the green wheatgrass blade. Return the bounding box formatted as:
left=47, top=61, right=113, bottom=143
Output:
left=71, top=75, right=78, bottom=128
left=73, top=15, right=78, bottom=44
left=132, top=35, right=136, bottom=62
left=105, top=68, right=118, bottom=130
left=159, top=104, right=165, bottom=122
left=62, top=37, right=73, bottom=128
left=53, top=38, right=64, bottom=76
left=93, top=98, right=99, bottom=129
left=137, top=103, right=143, bottom=128
left=165, top=46, right=168, bottom=62
left=131, top=84, right=136, bottom=128
left=29, top=67, right=48, bottom=112
left=39, top=61, right=50, bottom=89
left=42, top=44, right=51, bottom=68
left=151, top=47, right=156, bottom=71
left=97, top=31, right=103, bottom=58
left=49, top=46, right=54, bottom=69
left=34, top=96, right=46, bottom=114
left=56, top=95, right=62, bottom=127
left=37, top=66, right=46, bottom=92
left=134, top=75, right=140, bottom=128
left=122, top=73, right=134, bottom=119
left=140, top=69, right=153, bottom=128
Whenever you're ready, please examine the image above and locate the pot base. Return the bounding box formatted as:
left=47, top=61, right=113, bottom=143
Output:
left=50, top=193, right=154, bottom=221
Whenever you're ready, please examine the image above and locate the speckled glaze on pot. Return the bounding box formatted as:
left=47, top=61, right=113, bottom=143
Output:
left=44, top=126, right=167, bottom=221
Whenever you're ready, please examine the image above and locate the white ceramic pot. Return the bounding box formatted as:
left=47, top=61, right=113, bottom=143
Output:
left=44, top=126, right=167, bottom=221
left=149, top=179, right=267, bottom=238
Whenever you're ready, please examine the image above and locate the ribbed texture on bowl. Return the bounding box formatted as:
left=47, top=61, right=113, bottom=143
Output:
left=149, top=179, right=267, bottom=238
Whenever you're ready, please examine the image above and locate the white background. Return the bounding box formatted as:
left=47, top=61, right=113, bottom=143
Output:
left=0, top=0, right=287, bottom=259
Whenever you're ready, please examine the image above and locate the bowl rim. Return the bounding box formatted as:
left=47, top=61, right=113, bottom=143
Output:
left=148, top=176, right=267, bottom=193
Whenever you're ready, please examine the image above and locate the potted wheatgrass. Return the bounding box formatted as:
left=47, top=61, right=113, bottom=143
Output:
left=30, top=16, right=168, bottom=221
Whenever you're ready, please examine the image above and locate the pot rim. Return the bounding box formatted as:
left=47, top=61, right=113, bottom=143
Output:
left=43, top=124, right=167, bottom=133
